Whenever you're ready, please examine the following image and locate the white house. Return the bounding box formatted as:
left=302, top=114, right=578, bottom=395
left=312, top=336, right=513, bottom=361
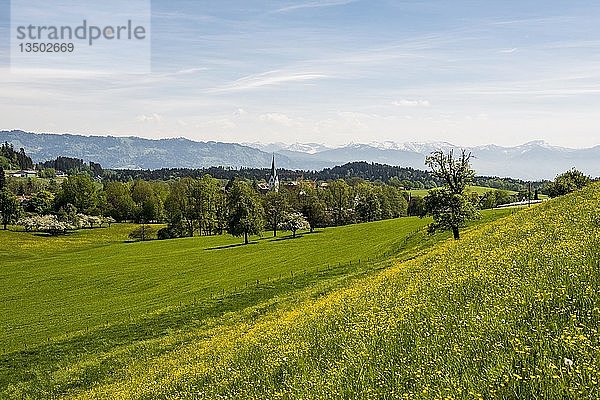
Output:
left=11, top=170, right=38, bottom=178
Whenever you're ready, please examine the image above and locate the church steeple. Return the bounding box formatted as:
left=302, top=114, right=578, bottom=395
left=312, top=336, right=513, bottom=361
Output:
left=268, top=154, right=279, bottom=192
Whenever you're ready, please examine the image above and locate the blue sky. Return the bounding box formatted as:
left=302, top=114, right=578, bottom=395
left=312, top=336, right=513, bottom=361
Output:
left=1, top=0, right=600, bottom=147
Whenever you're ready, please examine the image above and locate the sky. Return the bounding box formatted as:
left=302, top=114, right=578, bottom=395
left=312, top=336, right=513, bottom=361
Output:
left=1, top=0, right=600, bottom=148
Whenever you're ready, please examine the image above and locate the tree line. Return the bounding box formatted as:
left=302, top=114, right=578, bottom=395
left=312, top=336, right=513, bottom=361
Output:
left=0, top=169, right=412, bottom=242
left=102, top=161, right=546, bottom=192
left=0, top=146, right=594, bottom=241
left=0, top=142, right=34, bottom=170
left=39, top=156, right=103, bottom=177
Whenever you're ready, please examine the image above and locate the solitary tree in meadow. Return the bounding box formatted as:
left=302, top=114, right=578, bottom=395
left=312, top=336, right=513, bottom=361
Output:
left=263, top=190, right=289, bottom=237
left=424, top=150, right=479, bottom=240
left=280, top=212, right=310, bottom=238
left=227, top=180, right=264, bottom=244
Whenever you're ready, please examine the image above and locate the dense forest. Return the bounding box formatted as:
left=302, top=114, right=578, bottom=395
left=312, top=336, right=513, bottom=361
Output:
left=0, top=142, right=34, bottom=170
left=39, top=156, right=103, bottom=176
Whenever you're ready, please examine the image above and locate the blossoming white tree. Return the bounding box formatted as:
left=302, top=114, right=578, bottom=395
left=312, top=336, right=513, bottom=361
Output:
left=279, top=212, right=310, bottom=238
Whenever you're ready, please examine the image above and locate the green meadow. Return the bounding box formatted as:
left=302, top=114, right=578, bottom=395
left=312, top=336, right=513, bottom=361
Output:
left=0, top=207, right=548, bottom=398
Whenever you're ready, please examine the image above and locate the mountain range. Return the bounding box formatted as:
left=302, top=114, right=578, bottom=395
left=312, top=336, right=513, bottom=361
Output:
left=1, top=130, right=599, bottom=180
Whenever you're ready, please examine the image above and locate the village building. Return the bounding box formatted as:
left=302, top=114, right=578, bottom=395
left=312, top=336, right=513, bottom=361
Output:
left=268, top=154, right=279, bottom=192
left=11, top=170, right=37, bottom=178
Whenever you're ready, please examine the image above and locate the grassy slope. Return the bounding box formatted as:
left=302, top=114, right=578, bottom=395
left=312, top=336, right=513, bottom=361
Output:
left=0, top=209, right=513, bottom=397
left=56, top=184, right=600, bottom=399
left=3, top=218, right=430, bottom=353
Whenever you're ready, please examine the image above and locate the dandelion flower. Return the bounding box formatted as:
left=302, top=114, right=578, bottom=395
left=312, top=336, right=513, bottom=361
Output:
left=564, top=357, right=574, bottom=368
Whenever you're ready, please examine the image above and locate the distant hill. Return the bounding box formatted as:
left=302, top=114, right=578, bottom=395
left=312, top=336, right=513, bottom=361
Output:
left=1, top=130, right=599, bottom=179
left=0, top=130, right=301, bottom=170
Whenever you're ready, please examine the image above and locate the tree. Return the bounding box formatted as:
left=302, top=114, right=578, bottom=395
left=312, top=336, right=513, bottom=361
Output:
left=382, top=185, right=408, bottom=218
left=407, top=195, right=426, bottom=217
left=424, top=150, right=479, bottom=240
left=192, top=175, right=222, bottom=236
left=327, top=179, right=352, bottom=226
left=56, top=175, right=97, bottom=213
left=227, top=180, right=264, bottom=244
left=0, top=189, right=21, bottom=229
left=18, top=214, right=72, bottom=235
left=279, top=212, right=310, bottom=238
left=424, top=188, right=479, bottom=240
left=164, top=178, right=195, bottom=237
left=76, top=214, right=103, bottom=229
left=355, top=183, right=381, bottom=222
left=57, top=203, right=78, bottom=226
left=0, top=166, right=5, bottom=191
left=104, top=181, right=135, bottom=221
left=426, top=150, right=474, bottom=194
left=545, top=168, right=591, bottom=198
left=214, top=187, right=228, bottom=235
left=298, top=185, right=327, bottom=233
left=128, top=224, right=157, bottom=242
left=0, top=143, right=34, bottom=170
left=17, top=148, right=34, bottom=170
left=27, top=190, right=55, bottom=214
left=263, top=190, right=289, bottom=237
left=131, top=180, right=162, bottom=223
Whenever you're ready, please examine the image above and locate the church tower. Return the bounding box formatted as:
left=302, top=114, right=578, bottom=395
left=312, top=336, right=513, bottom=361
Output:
left=268, top=154, right=279, bottom=192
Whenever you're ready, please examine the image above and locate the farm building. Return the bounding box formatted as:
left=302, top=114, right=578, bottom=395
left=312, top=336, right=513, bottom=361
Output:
left=11, top=170, right=38, bottom=178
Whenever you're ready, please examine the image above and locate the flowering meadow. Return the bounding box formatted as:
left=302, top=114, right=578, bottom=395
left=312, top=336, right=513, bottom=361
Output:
left=4, top=185, right=600, bottom=399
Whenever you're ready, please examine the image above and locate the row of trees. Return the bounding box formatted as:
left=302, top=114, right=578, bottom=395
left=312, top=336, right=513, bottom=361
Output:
left=121, top=177, right=411, bottom=243
left=0, top=142, right=34, bottom=170
left=105, top=161, right=551, bottom=193
left=1, top=152, right=594, bottom=242
left=39, top=156, right=103, bottom=177
left=0, top=166, right=412, bottom=241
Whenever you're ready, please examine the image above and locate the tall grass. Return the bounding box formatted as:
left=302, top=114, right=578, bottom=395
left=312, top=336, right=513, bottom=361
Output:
left=55, top=184, right=600, bottom=399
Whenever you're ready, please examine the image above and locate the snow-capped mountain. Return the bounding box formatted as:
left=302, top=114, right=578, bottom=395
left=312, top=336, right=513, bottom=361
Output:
left=2, top=131, right=598, bottom=180
left=366, top=141, right=457, bottom=154
left=285, top=143, right=332, bottom=154
left=243, top=142, right=331, bottom=154
left=245, top=140, right=599, bottom=180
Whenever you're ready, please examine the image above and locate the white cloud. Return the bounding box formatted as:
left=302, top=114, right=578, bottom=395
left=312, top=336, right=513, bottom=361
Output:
left=392, top=99, right=431, bottom=107
left=211, top=70, right=328, bottom=93
left=234, top=108, right=249, bottom=117
left=274, top=0, right=357, bottom=13
left=173, top=67, right=209, bottom=75
left=135, top=113, right=163, bottom=123
left=259, top=113, right=297, bottom=127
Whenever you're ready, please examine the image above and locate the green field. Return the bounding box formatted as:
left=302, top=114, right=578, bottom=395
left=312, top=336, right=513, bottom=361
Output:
left=51, top=184, right=597, bottom=400
left=0, top=208, right=516, bottom=397
left=4, top=219, right=426, bottom=353
left=1, top=211, right=513, bottom=353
